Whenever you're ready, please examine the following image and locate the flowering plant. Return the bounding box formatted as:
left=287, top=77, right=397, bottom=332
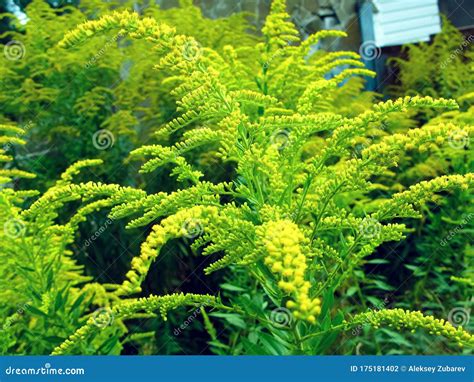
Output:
left=1, top=0, right=472, bottom=355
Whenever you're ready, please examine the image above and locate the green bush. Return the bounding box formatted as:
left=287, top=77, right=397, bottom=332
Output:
left=0, top=0, right=472, bottom=355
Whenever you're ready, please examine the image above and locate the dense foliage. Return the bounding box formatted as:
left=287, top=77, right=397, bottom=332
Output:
left=1, top=0, right=472, bottom=355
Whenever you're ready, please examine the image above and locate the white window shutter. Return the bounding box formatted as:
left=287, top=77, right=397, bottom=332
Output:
left=371, top=0, right=441, bottom=47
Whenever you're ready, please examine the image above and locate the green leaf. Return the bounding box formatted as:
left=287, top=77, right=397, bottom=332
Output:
left=70, top=292, right=86, bottom=314
left=54, top=290, right=65, bottom=312
left=44, top=335, right=65, bottom=344
left=18, top=265, right=35, bottom=272
left=241, top=338, right=269, bottom=355
left=220, top=283, right=246, bottom=292
left=366, top=259, right=389, bottom=264
left=46, top=268, right=54, bottom=290
left=236, top=294, right=264, bottom=317
left=405, top=264, right=426, bottom=276
left=371, top=279, right=395, bottom=291
left=346, top=286, right=358, bottom=297
left=26, top=305, right=48, bottom=318
left=97, top=336, right=120, bottom=354
left=258, top=332, right=288, bottom=355
left=319, top=289, right=334, bottom=326
left=209, top=313, right=246, bottom=329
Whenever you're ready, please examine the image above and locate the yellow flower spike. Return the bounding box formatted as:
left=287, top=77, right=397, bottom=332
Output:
left=271, top=262, right=283, bottom=273
left=294, top=276, right=305, bottom=286
left=282, top=269, right=293, bottom=277
left=348, top=309, right=473, bottom=348
left=283, top=255, right=293, bottom=266
left=300, top=302, right=310, bottom=311
left=260, top=219, right=321, bottom=322
left=116, top=205, right=219, bottom=296
left=294, top=269, right=305, bottom=278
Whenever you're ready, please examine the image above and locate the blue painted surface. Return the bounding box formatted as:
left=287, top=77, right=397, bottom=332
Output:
left=0, top=355, right=472, bottom=381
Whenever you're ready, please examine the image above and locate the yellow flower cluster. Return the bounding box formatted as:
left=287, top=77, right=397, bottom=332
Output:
left=362, top=123, right=473, bottom=162
left=116, top=293, right=217, bottom=321
left=261, top=0, right=300, bottom=51
left=58, top=10, right=176, bottom=49
left=117, top=206, right=218, bottom=296
left=259, top=220, right=320, bottom=323
left=372, top=95, right=458, bottom=114
left=57, top=159, right=103, bottom=186
left=374, top=174, right=473, bottom=220
left=52, top=293, right=217, bottom=355
left=51, top=316, right=97, bottom=355
left=348, top=309, right=473, bottom=348
left=0, top=124, right=35, bottom=183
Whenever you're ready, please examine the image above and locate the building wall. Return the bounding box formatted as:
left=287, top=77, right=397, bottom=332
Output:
left=155, top=0, right=361, bottom=51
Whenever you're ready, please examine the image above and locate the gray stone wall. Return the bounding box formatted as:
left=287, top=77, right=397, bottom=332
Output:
left=152, top=0, right=361, bottom=51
